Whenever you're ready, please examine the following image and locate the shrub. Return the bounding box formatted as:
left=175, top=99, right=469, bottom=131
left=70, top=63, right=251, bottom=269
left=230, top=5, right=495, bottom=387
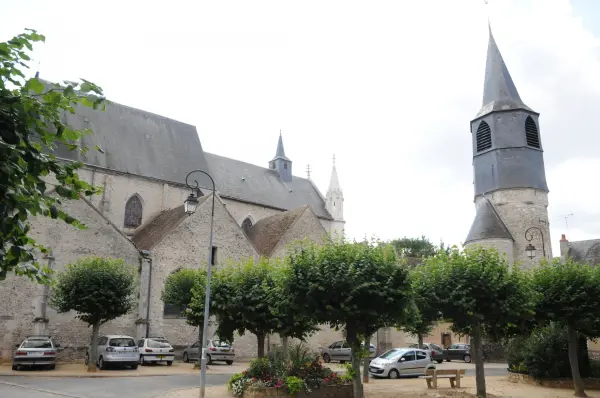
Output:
left=507, top=323, right=590, bottom=379
left=285, top=376, right=304, bottom=395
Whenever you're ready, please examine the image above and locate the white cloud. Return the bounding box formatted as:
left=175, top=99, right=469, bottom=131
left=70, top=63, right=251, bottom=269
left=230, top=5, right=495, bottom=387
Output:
left=1, top=0, right=598, bottom=255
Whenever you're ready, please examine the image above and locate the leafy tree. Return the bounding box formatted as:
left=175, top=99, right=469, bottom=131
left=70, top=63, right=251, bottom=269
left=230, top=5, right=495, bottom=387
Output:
left=162, top=268, right=206, bottom=366
left=209, top=257, right=279, bottom=358
left=1, top=30, right=105, bottom=282
left=50, top=257, right=136, bottom=372
left=390, top=235, right=436, bottom=258
left=286, top=239, right=412, bottom=398
left=398, top=266, right=441, bottom=348
left=532, top=258, right=600, bottom=397
left=422, top=247, right=537, bottom=397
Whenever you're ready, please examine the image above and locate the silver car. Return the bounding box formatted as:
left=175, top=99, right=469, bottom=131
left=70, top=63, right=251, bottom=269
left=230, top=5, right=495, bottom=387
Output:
left=138, top=337, right=175, bottom=366
left=320, top=340, right=376, bottom=363
left=85, top=335, right=139, bottom=370
left=408, top=342, right=445, bottom=364
left=368, top=348, right=436, bottom=379
left=182, top=339, right=235, bottom=365
left=12, top=335, right=59, bottom=370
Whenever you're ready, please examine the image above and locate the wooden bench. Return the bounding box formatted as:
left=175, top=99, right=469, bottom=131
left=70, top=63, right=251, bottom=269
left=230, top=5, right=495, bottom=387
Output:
left=420, top=368, right=466, bottom=389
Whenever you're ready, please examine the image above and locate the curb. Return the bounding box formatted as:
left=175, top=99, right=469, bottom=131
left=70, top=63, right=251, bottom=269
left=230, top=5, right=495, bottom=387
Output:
left=0, top=370, right=236, bottom=378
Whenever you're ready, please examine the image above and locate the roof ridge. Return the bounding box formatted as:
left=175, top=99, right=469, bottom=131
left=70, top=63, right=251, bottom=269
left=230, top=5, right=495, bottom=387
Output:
left=205, top=152, right=309, bottom=182
left=267, top=206, right=309, bottom=257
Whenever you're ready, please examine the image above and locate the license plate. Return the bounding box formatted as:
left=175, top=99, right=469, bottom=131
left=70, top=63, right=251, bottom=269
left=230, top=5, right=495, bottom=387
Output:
left=222, top=349, right=229, bottom=352
left=158, top=356, right=164, bottom=359
left=27, top=352, right=42, bottom=356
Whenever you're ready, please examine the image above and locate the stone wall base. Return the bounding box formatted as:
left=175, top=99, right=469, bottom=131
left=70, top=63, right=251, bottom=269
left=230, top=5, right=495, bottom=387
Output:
left=243, top=385, right=353, bottom=398
left=508, top=372, right=600, bottom=390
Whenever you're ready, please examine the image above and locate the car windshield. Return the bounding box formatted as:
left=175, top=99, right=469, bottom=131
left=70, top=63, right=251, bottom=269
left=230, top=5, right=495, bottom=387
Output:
left=108, top=338, right=136, bottom=347
left=379, top=349, right=405, bottom=359
left=212, top=340, right=230, bottom=347
left=22, top=340, right=52, bottom=348
left=148, top=339, right=171, bottom=348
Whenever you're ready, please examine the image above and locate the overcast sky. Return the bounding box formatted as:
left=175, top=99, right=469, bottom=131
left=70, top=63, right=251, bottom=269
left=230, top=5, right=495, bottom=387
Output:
left=2, top=0, right=599, bottom=256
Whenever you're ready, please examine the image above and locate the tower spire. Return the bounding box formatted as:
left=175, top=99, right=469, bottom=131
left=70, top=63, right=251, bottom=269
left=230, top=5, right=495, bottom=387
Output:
left=269, top=131, right=292, bottom=182
left=476, top=24, right=532, bottom=118
left=328, top=154, right=341, bottom=191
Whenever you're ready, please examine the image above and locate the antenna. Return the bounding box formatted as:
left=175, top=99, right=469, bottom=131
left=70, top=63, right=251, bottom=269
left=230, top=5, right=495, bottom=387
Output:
left=306, top=164, right=311, bottom=179
left=563, top=213, right=574, bottom=229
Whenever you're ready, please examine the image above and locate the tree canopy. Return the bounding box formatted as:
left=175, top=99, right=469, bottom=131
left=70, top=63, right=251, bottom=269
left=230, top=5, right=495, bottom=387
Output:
left=286, top=239, right=412, bottom=398
left=162, top=268, right=203, bottom=320
left=422, top=246, right=537, bottom=397
left=532, top=258, right=600, bottom=397
left=0, top=30, right=105, bottom=282
left=50, top=257, right=136, bottom=372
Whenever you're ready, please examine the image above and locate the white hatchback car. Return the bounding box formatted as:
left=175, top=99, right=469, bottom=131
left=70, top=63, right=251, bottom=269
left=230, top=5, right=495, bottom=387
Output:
left=86, top=335, right=139, bottom=370
left=137, top=337, right=175, bottom=366
left=368, top=348, right=436, bottom=379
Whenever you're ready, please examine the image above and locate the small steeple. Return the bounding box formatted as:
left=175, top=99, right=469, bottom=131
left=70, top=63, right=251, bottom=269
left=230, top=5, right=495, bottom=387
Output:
left=328, top=154, right=341, bottom=192
left=326, top=154, right=343, bottom=222
left=268, top=131, right=292, bottom=182
left=476, top=24, right=532, bottom=118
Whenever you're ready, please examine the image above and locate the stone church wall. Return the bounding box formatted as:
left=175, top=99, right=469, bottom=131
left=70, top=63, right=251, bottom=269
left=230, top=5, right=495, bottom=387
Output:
left=270, top=207, right=328, bottom=259
left=221, top=198, right=282, bottom=227
left=465, top=237, right=515, bottom=264
left=0, top=195, right=140, bottom=362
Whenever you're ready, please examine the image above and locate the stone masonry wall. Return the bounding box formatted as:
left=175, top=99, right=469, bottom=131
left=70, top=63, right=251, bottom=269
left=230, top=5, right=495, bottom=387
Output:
left=465, top=237, right=515, bottom=264
left=484, top=188, right=552, bottom=268
left=0, top=194, right=140, bottom=362
left=270, top=207, right=328, bottom=260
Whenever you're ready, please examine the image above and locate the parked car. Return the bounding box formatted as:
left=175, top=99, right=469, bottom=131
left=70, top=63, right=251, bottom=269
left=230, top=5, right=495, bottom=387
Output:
left=138, top=337, right=175, bottom=366
left=320, top=340, right=376, bottom=363
left=368, top=348, right=436, bottom=379
left=444, top=343, right=471, bottom=363
left=85, top=335, right=139, bottom=370
left=12, top=335, right=59, bottom=370
left=182, top=339, right=235, bottom=365
left=408, top=342, right=445, bottom=364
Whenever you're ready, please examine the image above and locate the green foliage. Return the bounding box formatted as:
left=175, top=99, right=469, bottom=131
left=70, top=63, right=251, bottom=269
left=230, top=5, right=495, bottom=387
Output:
left=507, top=323, right=590, bottom=379
left=50, top=257, right=136, bottom=325
left=390, top=235, right=438, bottom=258
left=288, top=342, right=312, bottom=365
left=285, top=376, right=304, bottom=395
left=422, top=246, right=538, bottom=338
left=398, top=266, right=441, bottom=339
left=0, top=30, right=106, bottom=282
left=532, top=257, right=600, bottom=337
left=227, top=372, right=244, bottom=391
left=162, top=268, right=205, bottom=326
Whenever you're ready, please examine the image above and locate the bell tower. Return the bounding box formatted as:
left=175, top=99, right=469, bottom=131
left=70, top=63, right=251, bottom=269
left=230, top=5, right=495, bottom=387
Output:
left=325, top=155, right=345, bottom=239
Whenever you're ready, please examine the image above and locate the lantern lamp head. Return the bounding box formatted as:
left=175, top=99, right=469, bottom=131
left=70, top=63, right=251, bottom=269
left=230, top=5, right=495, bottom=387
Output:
left=184, top=193, right=199, bottom=215
left=525, top=243, right=536, bottom=260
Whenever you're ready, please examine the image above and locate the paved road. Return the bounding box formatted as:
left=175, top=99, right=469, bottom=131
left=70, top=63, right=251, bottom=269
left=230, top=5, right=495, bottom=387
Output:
left=0, top=365, right=507, bottom=397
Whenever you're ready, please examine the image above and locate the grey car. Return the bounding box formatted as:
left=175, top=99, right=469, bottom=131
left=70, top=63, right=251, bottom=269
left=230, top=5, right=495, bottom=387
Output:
left=368, top=348, right=436, bottom=379
left=320, top=340, right=376, bottom=363
left=12, top=335, right=59, bottom=370
left=85, top=335, right=139, bottom=370
left=408, top=342, right=445, bottom=364
left=182, top=339, right=235, bottom=365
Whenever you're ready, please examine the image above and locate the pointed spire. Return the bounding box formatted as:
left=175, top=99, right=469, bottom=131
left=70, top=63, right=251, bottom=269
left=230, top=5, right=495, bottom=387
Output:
left=476, top=24, right=532, bottom=117
left=272, top=131, right=290, bottom=161
left=328, top=154, right=341, bottom=191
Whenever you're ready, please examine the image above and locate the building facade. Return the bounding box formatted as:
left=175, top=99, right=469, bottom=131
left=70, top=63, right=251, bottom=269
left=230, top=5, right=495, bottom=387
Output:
left=465, top=26, right=552, bottom=267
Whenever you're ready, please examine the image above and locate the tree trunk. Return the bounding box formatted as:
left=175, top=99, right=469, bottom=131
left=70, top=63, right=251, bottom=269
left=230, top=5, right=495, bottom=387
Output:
left=257, top=333, right=265, bottom=358
left=197, top=326, right=204, bottom=368
left=281, top=336, right=289, bottom=361
left=417, top=333, right=424, bottom=348
left=362, top=335, right=371, bottom=384
left=347, top=328, right=364, bottom=398
left=88, top=322, right=100, bottom=372
left=567, top=325, right=587, bottom=397
left=471, top=322, right=486, bottom=398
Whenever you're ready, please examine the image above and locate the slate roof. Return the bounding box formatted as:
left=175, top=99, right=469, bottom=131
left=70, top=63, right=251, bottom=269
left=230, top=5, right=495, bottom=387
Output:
left=205, top=153, right=332, bottom=220
left=465, top=197, right=514, bottom=243
left=475, top=25, right=534, bottom=118
left=246, top=206, right=307, bottom=257
left=566, top=239, right=600, bottom=266
left=132, top=196, right=209, bottom=250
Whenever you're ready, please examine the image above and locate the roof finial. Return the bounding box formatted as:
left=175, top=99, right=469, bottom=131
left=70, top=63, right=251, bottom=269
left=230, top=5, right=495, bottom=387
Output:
left=333, top=154, right=336, bottom=165
left=306, top=164, right=311, bottom=179
left=279, top=129, right=282, bottom=137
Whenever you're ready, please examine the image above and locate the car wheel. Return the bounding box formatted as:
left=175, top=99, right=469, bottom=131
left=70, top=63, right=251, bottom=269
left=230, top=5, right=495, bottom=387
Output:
left=48, top=364, right=56, bottom=370
left=436, top=360, right=443, bottom=364
left=140, top=356, right=146, bottom=366
left=167, top=361, right=173, bottom=366
left=464, top=354, right=471, bottom=363
left=446, top=359, right=451, bottom=362
left=98, top=356, right=106, bottom=370
left=11, top=364, right=18, bottom=371
left=131, top=364, right=138, bottom=370
left=226, top=360, right=233, bottom=365
left=206, top=354, right=212, bottom=364
left=322, top=354, right=331, bottom=363
left=340, top=360, right=346, bottom=364
left=183, top=353, right=189, bottom=363
left=388, top=369, right=400, bottom=379
left=84, top=354, right=89, bottom=366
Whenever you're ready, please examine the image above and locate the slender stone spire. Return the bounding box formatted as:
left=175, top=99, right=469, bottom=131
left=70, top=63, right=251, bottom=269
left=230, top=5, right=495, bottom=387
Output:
left=476, top=24, right=532, bottom=117
left=272, top=130, right=290, bottom=161
left=328, top=154, right=341, bottom=191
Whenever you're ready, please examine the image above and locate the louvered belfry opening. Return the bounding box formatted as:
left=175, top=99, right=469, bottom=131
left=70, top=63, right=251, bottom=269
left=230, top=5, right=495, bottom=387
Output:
left=476, top=121, right=492, bottom=152
left=525, top=116, right=540, bottom=148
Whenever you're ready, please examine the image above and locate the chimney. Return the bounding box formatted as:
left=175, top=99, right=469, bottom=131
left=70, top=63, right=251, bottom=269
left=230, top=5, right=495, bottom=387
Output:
left=559, top=234, right=569, bottom=258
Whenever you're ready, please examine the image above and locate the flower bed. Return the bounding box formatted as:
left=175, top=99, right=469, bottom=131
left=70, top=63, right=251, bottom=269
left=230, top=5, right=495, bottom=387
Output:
left=228, top=345, right=352, bottom=397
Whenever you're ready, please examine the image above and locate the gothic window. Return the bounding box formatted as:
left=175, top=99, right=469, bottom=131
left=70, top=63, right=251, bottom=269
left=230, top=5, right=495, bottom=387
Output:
left=525, top=116, right=540, bottom=148
left=475, top=121, right=492, bottom=152
left=269, top=161, right=275, bottom=169
left=124, top=195, right=143, bottom=228
left=284, top=162, right=288, bottom=170
left=242, top=217, right=253, bottom=235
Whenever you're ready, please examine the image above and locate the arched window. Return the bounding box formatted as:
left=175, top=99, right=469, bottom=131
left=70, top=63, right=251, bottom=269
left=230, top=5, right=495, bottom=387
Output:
left=124, top=194, right=143, bottom=228
left=525, top=116, right=540, bottom=148
left=475, top=121, right=492, bottom=152
left=242, top=217, right=253, bottom=234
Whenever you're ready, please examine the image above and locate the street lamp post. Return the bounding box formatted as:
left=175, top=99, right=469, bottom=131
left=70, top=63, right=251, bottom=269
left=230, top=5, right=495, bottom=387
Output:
left=184, top=170, right=216, bottom=398
left=524, top=226, right=546, bottom=260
